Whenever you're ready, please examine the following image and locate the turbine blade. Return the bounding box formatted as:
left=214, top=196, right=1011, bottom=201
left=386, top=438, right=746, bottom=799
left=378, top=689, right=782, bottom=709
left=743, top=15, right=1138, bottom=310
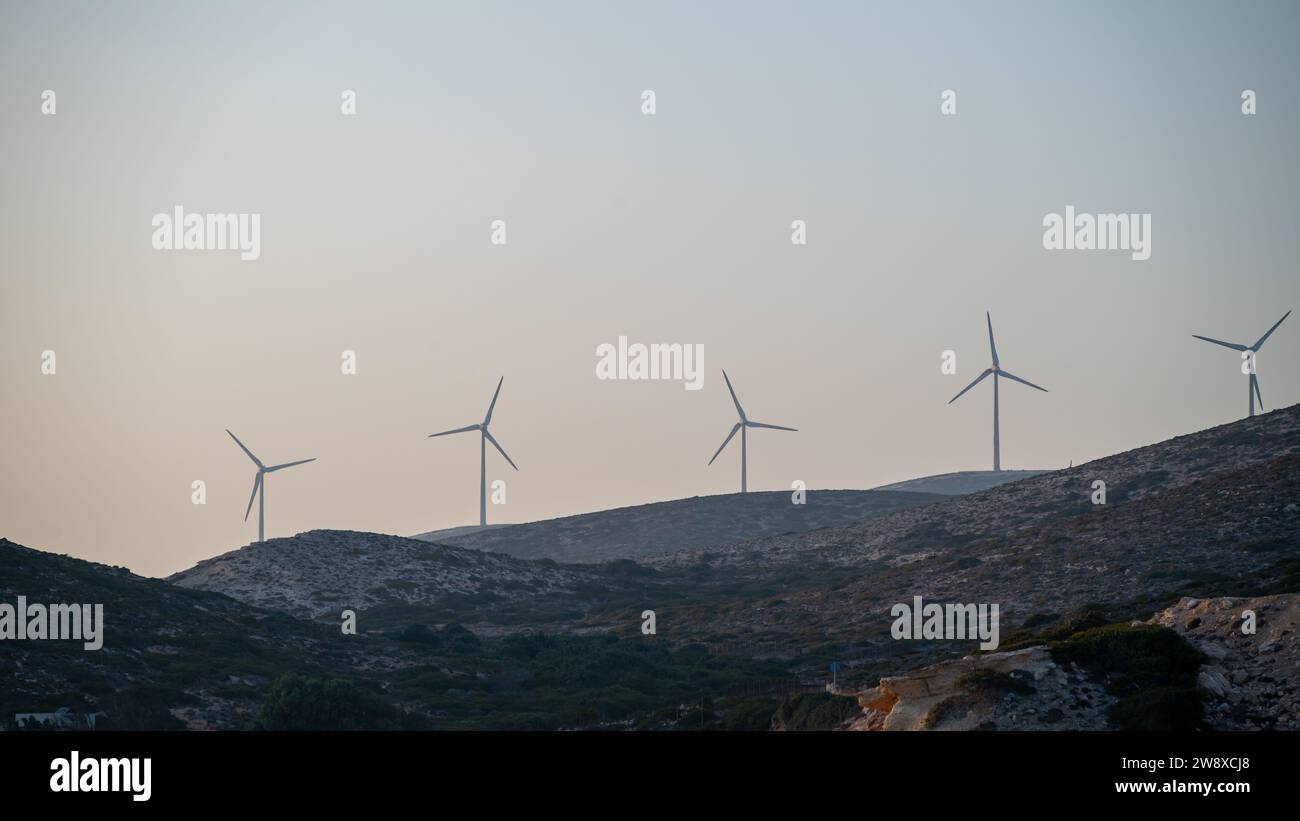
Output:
left=483, top=429, right=518, bottom=470
left=708, top=422, right=742, bottom=465
left=986, top=312, right=999, bottom=367
left=244, top=473, right=262, bottom=521
left=428, top=424, right=479, bottom=438
left=948, top=369, right=992, bottom=404
left=746, top=421, right=797, bottom=432
left=1191, top=334, right=1247, bottom=352
left=997, top=369, right=1048, bottom=392
left=1253, top=372, right=1264, bottom=410
left=1253, top=310, right=1291, bottom=350
left=484, top=376, right=504, bottom=425
left=227, top=430, right=263, bottom=468
left=267, top=457, right=316, bottom=473
left=722, top=370, right=745, bottom=420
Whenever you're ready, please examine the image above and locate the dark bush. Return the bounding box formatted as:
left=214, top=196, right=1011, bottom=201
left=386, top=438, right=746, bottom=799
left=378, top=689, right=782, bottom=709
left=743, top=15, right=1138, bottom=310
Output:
left=251, top=674, right=422, bottom=730
left=393, top=623, right=443, bottom=647
left=1050, top=623, right=1204, bottom=731
left=773, top=692, right=860, bottom=731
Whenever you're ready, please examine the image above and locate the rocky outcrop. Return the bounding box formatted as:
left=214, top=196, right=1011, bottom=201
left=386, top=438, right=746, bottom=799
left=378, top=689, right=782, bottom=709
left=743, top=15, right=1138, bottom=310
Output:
left=848, top=646, right=1113, bottom=731
left=1149, top=594, right=1300, bottom=730
left=849, top=593, right=1300, bottom=731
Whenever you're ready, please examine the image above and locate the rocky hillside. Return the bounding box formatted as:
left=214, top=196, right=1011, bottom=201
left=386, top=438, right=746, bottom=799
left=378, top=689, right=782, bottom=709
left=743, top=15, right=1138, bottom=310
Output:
left=168, top=529, right=609, bottom=622
left=413, top=489, right=943, bottom=563
left=2, top=535, right=790, bottom=730
left=650, top=404, right=1300, bottom=573
left=0, top=537, right=389, bottom=729
left=170, top=406, right=1300, bottom=656
left=630, top=405, right=1300, bottom=677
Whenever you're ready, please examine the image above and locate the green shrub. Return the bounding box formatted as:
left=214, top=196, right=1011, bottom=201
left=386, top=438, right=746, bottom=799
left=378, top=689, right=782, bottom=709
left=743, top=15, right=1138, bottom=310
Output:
left=721, top=697, right=779, bottom=731
left=97, top=686, right=193, bottom=730
left=1049, top=623, right=1203, bottom=731
left=393, top=623, right=443, bottom=648
left=251, top=674, right=422, bottom=730
left=441, top=623, right=482, bottom=654
left=923, top=669, right=1036, bottom=729
left=773, top=692, right=859, bottom=731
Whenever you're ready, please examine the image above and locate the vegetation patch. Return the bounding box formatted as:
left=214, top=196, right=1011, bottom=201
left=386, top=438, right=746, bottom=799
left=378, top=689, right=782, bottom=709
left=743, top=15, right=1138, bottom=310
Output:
left=1049, top=623, right=1203, bottom=731
left=251, top=675, right=429, bottom=730
left=923, top=669, right=1036, bottom=729
left=772, top=692, right=861, bottom=731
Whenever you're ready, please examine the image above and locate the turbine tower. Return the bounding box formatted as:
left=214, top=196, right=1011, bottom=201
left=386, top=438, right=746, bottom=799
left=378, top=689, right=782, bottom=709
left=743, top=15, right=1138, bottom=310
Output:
left=1193, top=310, right=1291, bottom=418
left=708, top=369, right=796, bottom=492
left=226, top=430, right=316, bottom=543
left=429, top=376, right=518, bottom=526
left=948, top=312, right=1047, bottom=472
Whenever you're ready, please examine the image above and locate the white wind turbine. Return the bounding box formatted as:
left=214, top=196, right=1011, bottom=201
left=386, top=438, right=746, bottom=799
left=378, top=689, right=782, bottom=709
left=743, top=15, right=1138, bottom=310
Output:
left=708, top=370, right=796, bottom=492
left=226, top=430, right=316, bottom=543
left=1193, top=310, right=1291, bottom=418
left=428, top=376, right=518, bottom=526
left=948, top=312, right=1048, bottom=472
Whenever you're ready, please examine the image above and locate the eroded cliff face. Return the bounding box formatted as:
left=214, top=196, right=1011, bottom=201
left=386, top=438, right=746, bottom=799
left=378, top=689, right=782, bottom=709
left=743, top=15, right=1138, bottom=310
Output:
left=848, top=594, right=1300, bottom=731
left=848, top=646, right=1113, bottom=731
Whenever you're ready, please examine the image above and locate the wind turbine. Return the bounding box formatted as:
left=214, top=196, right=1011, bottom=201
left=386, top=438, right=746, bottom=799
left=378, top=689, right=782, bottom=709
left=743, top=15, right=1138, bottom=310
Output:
left=428, top=376, right=518, bottom=526
left=226, top=430, right=316, bottom=543
left=948, top=312, right=1047, bottom=472
left=1193, top=310, right=1290, bottom=418
left=708, top=369, right=796, bottom=492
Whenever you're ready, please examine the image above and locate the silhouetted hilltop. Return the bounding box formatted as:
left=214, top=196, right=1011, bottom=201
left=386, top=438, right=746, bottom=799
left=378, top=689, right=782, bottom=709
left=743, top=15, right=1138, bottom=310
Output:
left=413, top=489, right=943, bottom=563
left=872, top=469, right=1046, bottom=495
left=0, top=538, right=372, bottom=729
left=168, top=529, right=607, bottom=622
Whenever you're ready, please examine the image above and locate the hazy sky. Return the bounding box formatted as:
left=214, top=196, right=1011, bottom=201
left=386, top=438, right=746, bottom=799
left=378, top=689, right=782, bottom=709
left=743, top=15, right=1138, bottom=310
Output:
left=2, top=1, right=1298, bottom=577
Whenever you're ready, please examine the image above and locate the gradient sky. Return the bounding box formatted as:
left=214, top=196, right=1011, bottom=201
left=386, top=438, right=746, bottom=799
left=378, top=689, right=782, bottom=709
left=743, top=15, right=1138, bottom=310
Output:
left=2, top=0, right=1299, bottom=577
